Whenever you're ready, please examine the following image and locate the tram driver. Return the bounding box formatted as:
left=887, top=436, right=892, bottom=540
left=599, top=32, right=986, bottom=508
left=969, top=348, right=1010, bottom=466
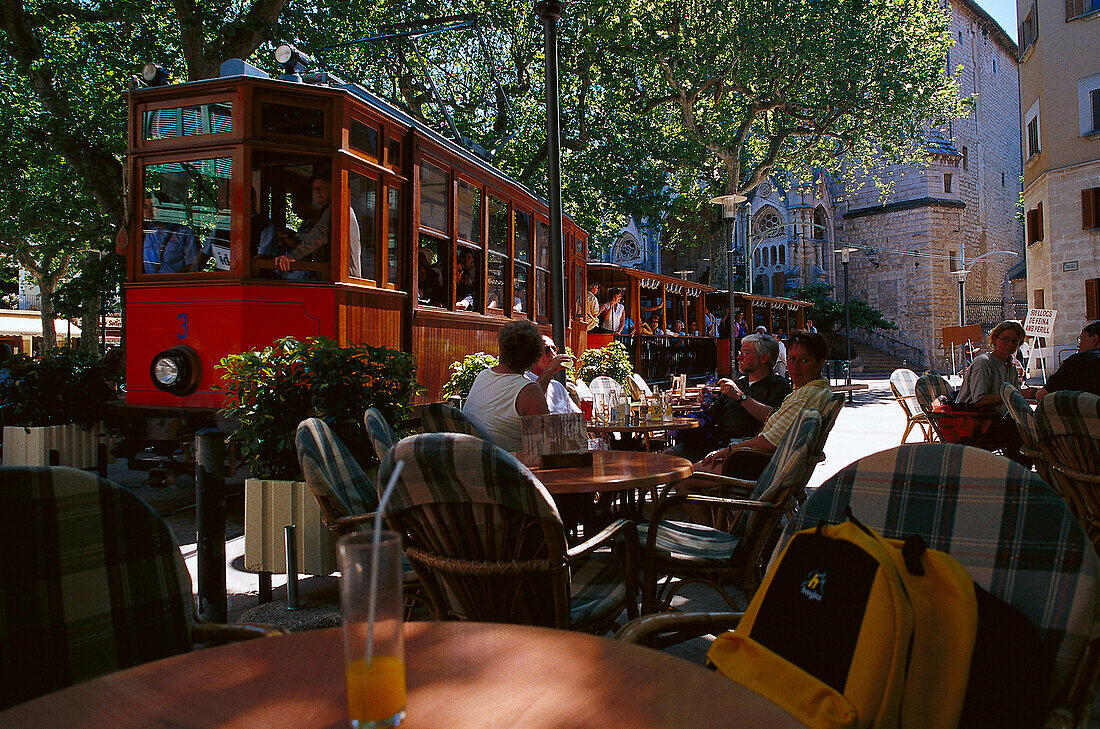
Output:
left=274, top=177, right=361, bottom=279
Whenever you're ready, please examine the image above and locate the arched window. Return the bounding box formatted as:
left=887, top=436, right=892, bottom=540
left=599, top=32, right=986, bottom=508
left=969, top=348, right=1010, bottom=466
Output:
left=779, top=246, right=786, bottom=265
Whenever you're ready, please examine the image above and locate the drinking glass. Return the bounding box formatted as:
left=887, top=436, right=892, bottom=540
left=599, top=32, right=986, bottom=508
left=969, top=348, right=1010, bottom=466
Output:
left=580, top=398, right=594, bottom=421
left=339, top=531, right=406, bottom=729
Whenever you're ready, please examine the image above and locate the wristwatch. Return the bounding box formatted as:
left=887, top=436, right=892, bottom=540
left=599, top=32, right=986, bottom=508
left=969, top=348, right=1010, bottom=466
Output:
left=738, top=391, right=748, bottom=403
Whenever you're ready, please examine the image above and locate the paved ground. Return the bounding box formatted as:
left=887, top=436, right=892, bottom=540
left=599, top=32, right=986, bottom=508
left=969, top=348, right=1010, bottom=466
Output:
left=109, top=375, right=909, bottom=664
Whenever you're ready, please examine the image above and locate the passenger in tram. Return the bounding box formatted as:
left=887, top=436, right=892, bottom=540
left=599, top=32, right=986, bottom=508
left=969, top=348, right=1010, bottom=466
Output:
left=275, top=177, right=361, bottom=279
left=585, top=282, right=605, bottom=331
left=703, top=307, right=718, bottom=337
left=600, top=288, right=626, bottom=334
left=641, top=315, right=664, bottom=336
left=142, top=192, right=200, bottom=274
left=462, top=319, right=558, bottom=452
left=527, top=335, right=581, bottom=415
left=688, top=320, right=700, bottom=336
left=417, top=244, right=444, bottom=306
left=669, top=320, right=686, bottom=336
left=455, top=248, right=478, bottom=311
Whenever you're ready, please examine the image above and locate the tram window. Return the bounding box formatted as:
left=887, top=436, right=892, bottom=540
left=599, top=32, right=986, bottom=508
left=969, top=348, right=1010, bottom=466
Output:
left=457, top=180, right=481, bottom=245
left=514, top=210, right=531, bottom=263
left=456, top=244, right=481, bottom=312
left=388, top=139, right=401, bottom=169
left=142, top=157, right=232, bottom=274
left=535, top=270, right=548, bottom=319
left=349, top=120, right=379, bottom=159
left=143, top=102, right=232, bottom=140
left=535, top=220, right=549, bottom=319
left=417, top=234, right=444, bottom=307
left=419, top=160, right=449, bottom=234
left=260, top=102, right=324, bottom=138
left=487, top=195, right=508, bottom=311
left=387, top=186, right=401, bottom=286
left=349, top=173, right=378, bottom=281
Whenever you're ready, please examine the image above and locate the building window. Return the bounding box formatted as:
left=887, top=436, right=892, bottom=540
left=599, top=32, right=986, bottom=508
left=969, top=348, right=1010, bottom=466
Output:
left=1083, top=187, right=1100, bottom=230
left=1093, top=89, right=1100, bottom=132
left=1002, top=171, right=1006, bottom=187
left=992, top=58, right=997, bottom=74
left=1066, top=0, right=1100, bottom=21
left=944, top=173, right=953, bottom=193
left=1027, top=202, right=1044, bottom=244
left=1019, top=3, right=1038, bottom=54
left=1034, top=289, right=1045, bottom=310
left=1087, top=280, right=1100, bottom=321
left=961, top=146, right=968, bottom=171
left=1080, top=76, right=1100, bottom=135
left=1025, top=98, right=1041, bottom=159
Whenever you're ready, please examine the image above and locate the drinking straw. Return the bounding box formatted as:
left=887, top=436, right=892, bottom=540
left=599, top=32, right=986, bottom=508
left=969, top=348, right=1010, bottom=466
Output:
left=365, top=460, right=404, bottom=666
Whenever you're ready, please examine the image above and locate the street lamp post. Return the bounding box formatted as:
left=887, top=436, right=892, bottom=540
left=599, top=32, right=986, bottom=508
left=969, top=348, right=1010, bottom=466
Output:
left=954, top=269, right=968, bottom=327
left=535, top=0, right=565, bottom=356
left=837, top=246, right=859, bottom=399
left=711, top=193, right=747, bottom=375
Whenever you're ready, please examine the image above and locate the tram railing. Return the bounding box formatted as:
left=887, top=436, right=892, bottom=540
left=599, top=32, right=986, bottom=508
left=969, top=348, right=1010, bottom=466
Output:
left=616, top=335, right=718, bottom=387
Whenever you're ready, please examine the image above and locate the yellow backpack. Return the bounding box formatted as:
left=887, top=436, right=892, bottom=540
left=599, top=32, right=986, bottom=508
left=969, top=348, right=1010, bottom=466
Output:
left=708, top=515, right=978, bottom=729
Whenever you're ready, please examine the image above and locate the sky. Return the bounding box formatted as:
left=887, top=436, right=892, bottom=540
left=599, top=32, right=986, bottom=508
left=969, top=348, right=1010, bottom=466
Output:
left=976, top=0, right=1018, bottom=37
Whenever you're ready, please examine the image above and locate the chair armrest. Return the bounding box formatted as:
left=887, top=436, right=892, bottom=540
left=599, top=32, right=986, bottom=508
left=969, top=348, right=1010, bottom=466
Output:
left=682, top=494, right=790, bottom=513
left=687, top=471, right=756, bottom=494
left=333, top=512, right=378, bottom=531
left=566, top=518, right=639, bottom=560
left=192, top=622, right=288, bottom=643
left=614, top=611, right=743, bottom=645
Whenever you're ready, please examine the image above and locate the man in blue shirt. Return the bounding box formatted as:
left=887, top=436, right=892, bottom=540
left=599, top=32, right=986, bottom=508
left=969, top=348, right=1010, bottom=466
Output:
left=142, top=193, right=199, bottom=273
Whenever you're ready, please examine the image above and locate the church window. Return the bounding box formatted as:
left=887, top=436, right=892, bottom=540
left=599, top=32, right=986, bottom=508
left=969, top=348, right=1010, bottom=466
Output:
left=944, top=173, right=953, bottom=193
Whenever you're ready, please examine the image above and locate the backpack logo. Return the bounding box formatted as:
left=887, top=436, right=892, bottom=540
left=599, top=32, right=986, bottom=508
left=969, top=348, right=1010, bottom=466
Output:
left=800, top=570, right=826, bottom=601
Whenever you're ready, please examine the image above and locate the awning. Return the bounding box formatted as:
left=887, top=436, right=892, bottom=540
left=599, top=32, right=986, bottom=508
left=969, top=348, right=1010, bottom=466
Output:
left=0, top=312, right=81, bottom=337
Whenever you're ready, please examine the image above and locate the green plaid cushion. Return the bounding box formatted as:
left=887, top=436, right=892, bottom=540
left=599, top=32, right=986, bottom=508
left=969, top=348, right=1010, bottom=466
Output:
left=296, top=418, right=378, bottom=517
left=0, top=467, right=192, bottom=709
left=915, top=373, right=953, bottom=413
left=1035, top=391, right=1100, bottom=441
left=1002, top=382, right=1041, bottom=452
left=638, top=520, right=740, bottom=563
left=750, top=408, right=822, bottom=503
left=814, top=394, right=844, bottom=460
left=776, top=443, right=1100, bottom=700
left=420, top=403, right=488, bottom=439
left=364, top=407, right=400, bottom=463
left=890, top=368, right=919, bottom=398
left=569, top=551, right=628, bottom=627
left=589, top=376, right=625, bottom=400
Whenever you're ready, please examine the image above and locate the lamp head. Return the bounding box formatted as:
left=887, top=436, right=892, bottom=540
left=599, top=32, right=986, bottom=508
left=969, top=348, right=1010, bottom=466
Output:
left=274, top=44, right=313, bottom=81
left=141, top=63, right=168, bottom=86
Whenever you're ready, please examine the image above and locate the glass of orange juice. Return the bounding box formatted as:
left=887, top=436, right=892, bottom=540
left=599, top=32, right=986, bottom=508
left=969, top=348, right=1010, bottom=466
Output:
left=338, top=531, right=406, bottom=728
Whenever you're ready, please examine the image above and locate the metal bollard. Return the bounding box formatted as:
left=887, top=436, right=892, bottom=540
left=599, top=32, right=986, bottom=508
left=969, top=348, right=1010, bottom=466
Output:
left=285, top=524, right=300, bottom=610
left=195, top=428, right=227, bottom=623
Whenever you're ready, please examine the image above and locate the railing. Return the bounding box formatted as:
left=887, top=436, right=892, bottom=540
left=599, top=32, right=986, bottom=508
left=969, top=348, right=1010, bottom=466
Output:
left=615, top=335, right=718, bottom=387
left=851, top=328, right=925, bottom=369
left=966, top=299, right=1027, bottom=327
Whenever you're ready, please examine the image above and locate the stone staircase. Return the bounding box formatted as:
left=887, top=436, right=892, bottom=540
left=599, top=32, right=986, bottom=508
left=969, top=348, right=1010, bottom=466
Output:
left=849, top=341, right=915, bottom=376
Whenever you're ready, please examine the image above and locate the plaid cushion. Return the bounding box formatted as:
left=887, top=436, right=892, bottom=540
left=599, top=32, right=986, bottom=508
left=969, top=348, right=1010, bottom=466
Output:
left=775, top=443, right=1100, bottom=699
left=0, top=467, right=192, bottom=709
left=1002, top=382, right=1041, bottom=452
left=296, top=418, right=378, bottom=517
left=569, top=551, right=628, bottom=627
left=1035, top=391, right=1100, bottom=441
left=815, top=394, right=845, bottom=460
left=915, top=372, right=953, bottom=413
left=364, top=407, right=400, bottom=463
left=751, top=408, right=822, bottom=502
left=1034, top=392, right=1100, bottom=542
left=638, top=520, right=741, bottom=563
left=890, top=368, right=919, bottom=398
left=589, top=376, right=625, bottom=400
left=420, top=403, right=488, bottom=439
left=381, top=433, right=561, bottom=524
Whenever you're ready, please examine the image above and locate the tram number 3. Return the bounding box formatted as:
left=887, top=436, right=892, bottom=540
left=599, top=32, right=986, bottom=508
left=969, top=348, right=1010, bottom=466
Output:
left=177, top=313, right=188, bottom=340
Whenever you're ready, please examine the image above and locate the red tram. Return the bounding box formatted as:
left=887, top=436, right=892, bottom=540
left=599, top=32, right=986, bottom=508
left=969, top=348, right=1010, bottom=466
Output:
left=122, top=58, right=591, bottom=410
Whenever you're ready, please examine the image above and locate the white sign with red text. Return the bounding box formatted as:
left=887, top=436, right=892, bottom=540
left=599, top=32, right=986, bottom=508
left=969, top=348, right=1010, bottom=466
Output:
left=1023, top=309, right=1057, bottom=337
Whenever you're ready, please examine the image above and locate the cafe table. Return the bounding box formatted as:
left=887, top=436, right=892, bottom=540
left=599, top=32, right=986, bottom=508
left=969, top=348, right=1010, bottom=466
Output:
left=586, top=416, right=700, bottom=452
left=0, top=622, right=805, bottom=729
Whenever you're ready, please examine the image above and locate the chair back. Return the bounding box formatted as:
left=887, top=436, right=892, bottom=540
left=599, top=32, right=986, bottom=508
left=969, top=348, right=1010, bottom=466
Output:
left=773, top=443, right=1100, bottom=702
left=589, top=375, right=624, bottom=400
left=914, top=372, right=953, bottom=414
left=628, top=372, right=653, bottom=401
left=1034, top=391, right=1100, bottom=545
left=380, top=433, right=572, bottom=627
left=0, top=467, right=193, bottom=709
left=574, top=378, right=594, bottom=401
left=419, top=402, right=487, bottom=438
left=811, top=393, right=844, bottom=464
left=296, top=418, right=378, bottom=530
left=364, top=407, right=400, bottom=463
left=890, top=368, right=923, bottom=419
left=1001, top=383, right=1043, bottom=463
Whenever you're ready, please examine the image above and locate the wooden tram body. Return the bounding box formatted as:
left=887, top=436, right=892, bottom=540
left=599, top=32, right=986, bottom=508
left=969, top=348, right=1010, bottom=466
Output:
left=124, top=63, right=590, bottom=408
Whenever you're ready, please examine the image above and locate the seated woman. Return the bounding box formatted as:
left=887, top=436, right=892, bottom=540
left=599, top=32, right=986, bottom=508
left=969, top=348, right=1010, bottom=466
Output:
left=954, top=320, right=1037, bottom=465
left=462, top=320, right=570, bottom=452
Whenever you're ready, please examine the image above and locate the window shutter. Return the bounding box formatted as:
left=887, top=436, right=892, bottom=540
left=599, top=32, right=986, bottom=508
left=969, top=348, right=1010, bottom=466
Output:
left=1086, top=279, right=1100, bottom=321
left=1037, top=202, right=1044, bottom=239
left=1085, top=190, right=1096, bottom=230
left=1067, top=0, right=1084, bottom=20
left=1092, top=89, right=1100, bottom=133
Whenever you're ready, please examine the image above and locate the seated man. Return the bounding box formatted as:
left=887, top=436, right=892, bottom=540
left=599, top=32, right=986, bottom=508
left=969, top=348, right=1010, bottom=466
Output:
left=142, top=192, right=200, bottom=274
left=665, top=333, right=791, bottom=462
left=275, top=177, right=361, bottom=278
left=641, top=315, right=664, bottom=336
left=527, top=335, right=580, bottom=414
left=1036, top=321, right=1100, bottom=400
left=455, top=248, right=479, bottom=310
left=463, top=320, right=555, bottom=452
left=691, top=330, right=831, bottom=481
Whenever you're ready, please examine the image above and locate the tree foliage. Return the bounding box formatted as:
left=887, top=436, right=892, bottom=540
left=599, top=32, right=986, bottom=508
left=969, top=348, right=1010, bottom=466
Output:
left=789, top=282, right=897, bottom=333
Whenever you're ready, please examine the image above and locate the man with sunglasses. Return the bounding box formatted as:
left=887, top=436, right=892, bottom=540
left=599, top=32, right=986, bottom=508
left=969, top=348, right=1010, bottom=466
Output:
left=527, top=335, right=580, bottom=414
left=1036, top=321, right=1100, bottom=400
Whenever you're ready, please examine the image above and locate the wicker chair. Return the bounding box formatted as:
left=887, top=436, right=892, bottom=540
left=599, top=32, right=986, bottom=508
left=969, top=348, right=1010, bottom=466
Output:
left=890, top=368, right=934, bottom=443
left=1034, top=391, right=1100, bottom=547
left=379, top=432, right=639, bottom=632
left=1001, top=383, right=1054, bottom=487
left=296, top=417, right=380, bottom=535
left=628, top=372, right=653, bottom=401
left=364, top=407, right=400, bottom=463
left=639, top=409, right=822, bottom=614
left=914, top=372, right=989, bottom=446
left=419, top=402, right=488, bottom=439
left=0, top=466, right=282, bottom=710
left=617, top=444, right=1100, bottom=727
left=589, top=375, right=625, bottom=400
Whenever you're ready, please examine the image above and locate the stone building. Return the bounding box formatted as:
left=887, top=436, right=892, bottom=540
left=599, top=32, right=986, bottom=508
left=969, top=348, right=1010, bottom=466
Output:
left=654, top=0, right=1025, bottom=370
left=1017, top=0, right=1100, bottom=353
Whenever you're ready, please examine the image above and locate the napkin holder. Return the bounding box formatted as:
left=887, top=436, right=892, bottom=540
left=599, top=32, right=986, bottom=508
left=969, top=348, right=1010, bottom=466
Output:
left=519, top=413, right=592, bottom=469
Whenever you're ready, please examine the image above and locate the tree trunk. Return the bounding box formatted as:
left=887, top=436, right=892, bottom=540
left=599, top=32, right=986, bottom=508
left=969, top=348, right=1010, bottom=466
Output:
left=38, top=285, right=57, bottom=351
left=79, top=306, right=102, bottom=354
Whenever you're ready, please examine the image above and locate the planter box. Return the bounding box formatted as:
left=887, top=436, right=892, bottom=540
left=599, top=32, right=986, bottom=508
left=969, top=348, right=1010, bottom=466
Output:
left=244, top=478, right=338, bottom=576
left=3, top=423, right=114, bottom=469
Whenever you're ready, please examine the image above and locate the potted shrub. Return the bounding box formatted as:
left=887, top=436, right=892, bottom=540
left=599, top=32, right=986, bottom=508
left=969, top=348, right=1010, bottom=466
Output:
left=576, top=341, right=633, bottom=389
left=217, top=336, right=422, bottom=576
left=0, top=347, right=119, bottom=468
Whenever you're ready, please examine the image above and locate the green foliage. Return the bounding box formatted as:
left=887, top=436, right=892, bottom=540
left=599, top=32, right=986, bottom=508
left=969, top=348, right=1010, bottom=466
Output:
left=216, top=337, right=424, bottom=480
left=789, top=283, right=898, bottom=333
left=0, top=347, right=119, bottom=427
left=577, top=341, right=634, bottom=389
left=441, top=352, right=499, bottom=401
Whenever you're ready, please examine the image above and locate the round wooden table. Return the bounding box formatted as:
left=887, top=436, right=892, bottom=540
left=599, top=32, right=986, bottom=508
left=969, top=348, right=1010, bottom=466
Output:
left=586, top=417, right=700, bottom=452
left=533, top=450, right=693, bottom=495
left=0, top=622, right=805, bottom=729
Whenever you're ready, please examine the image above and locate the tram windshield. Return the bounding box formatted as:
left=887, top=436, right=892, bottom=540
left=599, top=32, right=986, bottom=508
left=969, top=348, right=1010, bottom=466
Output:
left=142, top=158, right=232, bottom=274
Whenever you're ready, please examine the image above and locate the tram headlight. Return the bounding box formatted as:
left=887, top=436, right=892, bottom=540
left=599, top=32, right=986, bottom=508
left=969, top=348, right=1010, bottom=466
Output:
left=149, top=345, right=201, bottom=396
left=141, top=63, right=168, bottom=87
left=274, top=44, right=312, bottom=81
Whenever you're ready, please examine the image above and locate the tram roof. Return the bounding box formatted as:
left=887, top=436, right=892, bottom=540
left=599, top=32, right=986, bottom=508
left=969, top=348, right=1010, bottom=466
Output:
left=587, top=263, right=715, bottom=297
left=704, top=289, right=813, bottom=308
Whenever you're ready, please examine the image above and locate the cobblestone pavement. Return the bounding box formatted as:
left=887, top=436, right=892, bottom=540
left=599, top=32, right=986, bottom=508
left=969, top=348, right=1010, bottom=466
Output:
left=107, top=375, right=907, bottom=663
